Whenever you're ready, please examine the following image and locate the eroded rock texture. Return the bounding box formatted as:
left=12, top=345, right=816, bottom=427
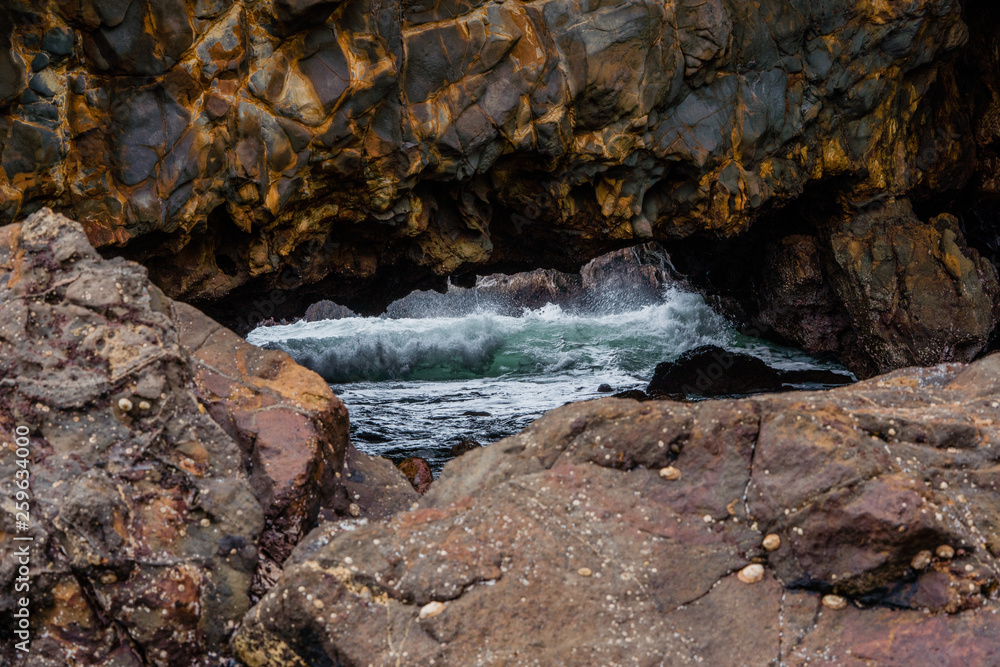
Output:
left=235, top=353, right=1000, bottom=666
left=0, top=209, right=382, bottom=664
left=0, top=0, right=984, bottom=330
left=0, top=209, right=263, bottom=665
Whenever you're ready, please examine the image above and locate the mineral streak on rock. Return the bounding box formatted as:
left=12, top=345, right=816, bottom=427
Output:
left=0, top=0, right=985, bottom=336
left=235, top=352, right=1000, bottom=666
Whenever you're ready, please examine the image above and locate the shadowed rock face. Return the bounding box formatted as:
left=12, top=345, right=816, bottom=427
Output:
left=0, top=209, right=413, bottom=664
left=234, top=353, right=1000, bottom=666
left=0, top=0, right=982, bottom=330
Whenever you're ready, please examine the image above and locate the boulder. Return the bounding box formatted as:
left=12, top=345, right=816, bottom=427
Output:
left=646, top=345, right=852, bottom=398
left=0, top=209, right=376, bottom=664
left=235, top=352, right=1000, bottom=666
left=822, top=200, right=1000, bottom=377
left=0, top=209, right=263, bottom=665
left=304, top=299, right=356, bottom=322
left=173, top=300, right=350, bottom=597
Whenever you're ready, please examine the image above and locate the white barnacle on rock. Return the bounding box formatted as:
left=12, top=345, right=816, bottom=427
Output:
left=419, top=601, right=446, bottom=619
left=936, top=545, right=955, bottom=560
left=822, top=594, right=847, bottom=610
left=118, top=397, right=133, bottom=412
left=910, top=550, right=933, bottom=570
left=737, top=563, right=764, bottom=584
left=762, top=534, right=781, bottom=551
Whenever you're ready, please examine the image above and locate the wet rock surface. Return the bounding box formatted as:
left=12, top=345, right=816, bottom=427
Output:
left=303, top=299, right=356, bottom=322
left=384, top=243, right=674, bottom=318
left=647, top=344, right=853, bottom=398
left=0, top=0, right=990, bottom=352
left=235, top=353, right=1000, bottom=666
left=396, top=456, right=434, bottom=494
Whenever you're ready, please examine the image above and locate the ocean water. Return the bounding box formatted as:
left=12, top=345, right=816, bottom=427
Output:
left=247, top=286, right=849, bottom=473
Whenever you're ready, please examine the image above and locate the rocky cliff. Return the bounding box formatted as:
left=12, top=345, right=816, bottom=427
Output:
left=2, top=0, right=998, bottom=372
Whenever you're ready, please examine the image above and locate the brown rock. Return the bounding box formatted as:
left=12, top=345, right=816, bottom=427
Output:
left=172, top=300, right=350, bottom=596
left=0, top=209, right=263, bottom=666
left=0, top=208, right=393, bottom=664
left=235, top=353, right=1000, bottom=666
left=334, top=444, right=420, bottom=522
left=397, top=456, right=434, bottom=494
left=822, top=200, right=1000, bottom=377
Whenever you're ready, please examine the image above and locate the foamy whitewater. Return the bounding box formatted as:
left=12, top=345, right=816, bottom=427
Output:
left=248, top=287, right=847, bottom=472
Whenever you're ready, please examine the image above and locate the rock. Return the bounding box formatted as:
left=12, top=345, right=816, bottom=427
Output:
left=647, top=345, right=854, bottom=398
left=396, top=456, right=434, bottom=494
left=235, top=352, right=1000, bottom=666
left=754, top=234, right=854, bottom=356
left=822, top=200, right=1000, bottom=377
left=0, top=209, right=372, bottom=664
left=0, top=209, right=264, bottom=665
left=0, top=0, right=991, bottom=369
left=647, top=345, right=783, bottom=397
left=304, top=299, right=356, bottom=322
left=613, top=389, right=650, bottom=401
left=450, top=438, right=482, bottom=457
left=172, top=300, right=350, bottom=596
left=597, top=383, right=614, bottom=393
left=333, top=444, right=420, bottom=523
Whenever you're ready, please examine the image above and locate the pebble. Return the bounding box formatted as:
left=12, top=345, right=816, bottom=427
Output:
left=577, top=567, right=593, bottom=577
left=658, top=466, right=681, bottom=481
left=822, top=594, right=847, bottom=610
left=118, top=397, right=133, bottom=412
left=419, top=601, right=446, bottom=619
left=936, top=545, right=955, bottom=560
left=910, top=550, right=933, bottom=570
left=737, top=563, right=764, bottom=584
left=762, top=534, right=781, bottom=551
left=348, top=503, right=361, bottom=517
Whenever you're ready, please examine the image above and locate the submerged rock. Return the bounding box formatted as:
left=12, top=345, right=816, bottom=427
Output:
left=235, top=353, right=1000, bottom=666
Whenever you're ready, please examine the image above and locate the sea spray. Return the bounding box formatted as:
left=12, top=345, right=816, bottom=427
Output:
left=249, top=288, right=736, bottom=383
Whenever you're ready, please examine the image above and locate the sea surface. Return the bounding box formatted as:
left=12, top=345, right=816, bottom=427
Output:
left=248, top=286, right=850, bottom=473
